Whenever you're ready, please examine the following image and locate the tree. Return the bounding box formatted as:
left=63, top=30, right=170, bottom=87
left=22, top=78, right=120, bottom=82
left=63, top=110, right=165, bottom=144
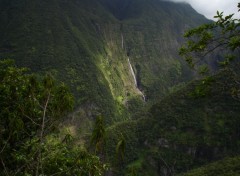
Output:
left=91, top=116, right=106, bottom=154
left=116, top=134, right=126, bottom=162
left=179, top=3, right=240, bottom=73
left=179, top=3, right=240, bottom=100
left=0, top=59, right=107, bottom=175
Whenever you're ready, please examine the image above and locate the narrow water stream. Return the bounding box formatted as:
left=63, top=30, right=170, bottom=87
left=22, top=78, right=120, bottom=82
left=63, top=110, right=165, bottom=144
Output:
left=128, top=57, right=137, bottom=86
left=127, top=57, right=146, bottom=101
left=122, top=33, right=145, bottom=101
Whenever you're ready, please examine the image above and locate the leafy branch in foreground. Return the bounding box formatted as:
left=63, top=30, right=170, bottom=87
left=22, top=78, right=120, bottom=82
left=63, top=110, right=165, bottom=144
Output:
left=0, top=59, right=107, bottom=175
left=179, top=3, right=240, bottom=72
left=179, top=3, right=240, bottom=101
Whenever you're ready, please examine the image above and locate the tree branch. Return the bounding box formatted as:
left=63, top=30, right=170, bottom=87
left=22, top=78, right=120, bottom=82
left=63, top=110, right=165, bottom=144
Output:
left=0, top=134, right=11, bottom=154
left=36, top=91, right=51, bottom=176
left=1, top=158, right=10, bottom=176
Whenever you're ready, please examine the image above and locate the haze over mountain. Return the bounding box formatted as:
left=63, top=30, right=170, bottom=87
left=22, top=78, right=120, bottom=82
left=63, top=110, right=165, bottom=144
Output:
left=167, top=0, right=240, bottom=19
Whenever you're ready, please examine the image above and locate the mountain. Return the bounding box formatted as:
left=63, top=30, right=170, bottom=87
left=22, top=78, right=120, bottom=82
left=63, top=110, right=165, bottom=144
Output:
left=0, top=0, right=210, bottom=124
left=105, top=68, right=240, bottom=175
left=1, top=0, right=239, bottom=175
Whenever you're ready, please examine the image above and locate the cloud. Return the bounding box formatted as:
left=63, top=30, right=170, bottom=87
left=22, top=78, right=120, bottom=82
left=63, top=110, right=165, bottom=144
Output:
left=168, top=0, right=239, bottom=20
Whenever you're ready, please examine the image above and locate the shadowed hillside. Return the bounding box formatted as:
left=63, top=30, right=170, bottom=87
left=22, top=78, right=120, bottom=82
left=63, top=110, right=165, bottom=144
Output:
left=0, top=0, right=210, bottom=125
left=105, top=68, right=240, bottom=175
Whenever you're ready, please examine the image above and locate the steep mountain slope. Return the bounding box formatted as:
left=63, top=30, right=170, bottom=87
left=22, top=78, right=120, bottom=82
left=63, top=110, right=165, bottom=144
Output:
left=99, top=0, right=210, bottom=100
left=105, top=69, right=240, bottom=175
left=0, top=0, right=122, bottom=124
left=0, top=0, right=209, bottom=124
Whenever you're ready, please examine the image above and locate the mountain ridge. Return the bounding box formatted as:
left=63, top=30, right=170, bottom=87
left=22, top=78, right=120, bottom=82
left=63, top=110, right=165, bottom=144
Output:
left=0, top=0, right=210, bottom=123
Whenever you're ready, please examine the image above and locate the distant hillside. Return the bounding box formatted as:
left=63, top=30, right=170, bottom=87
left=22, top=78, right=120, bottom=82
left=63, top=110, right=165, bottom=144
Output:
left=0, top=0, right=209, bottom=124
left=178, top=156, right=240, bottom=176
left=105, top=68, right=240, bottom=175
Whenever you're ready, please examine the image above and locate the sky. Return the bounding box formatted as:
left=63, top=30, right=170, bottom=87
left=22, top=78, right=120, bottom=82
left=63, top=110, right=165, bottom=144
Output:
left=168, top=0, right=239, bottom=20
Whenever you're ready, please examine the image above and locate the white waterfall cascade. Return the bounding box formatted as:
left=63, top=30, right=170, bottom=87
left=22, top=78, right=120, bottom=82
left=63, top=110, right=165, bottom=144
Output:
left=128, top=57, right=137, bottom=86
left=127, top=57, right=146, bottom=102
left=121, top=33, right=124, bottom=49
left=121, top=33, right=145, bottom=101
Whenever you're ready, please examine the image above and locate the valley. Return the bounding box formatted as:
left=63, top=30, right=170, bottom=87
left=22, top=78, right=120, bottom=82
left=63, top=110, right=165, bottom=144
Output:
left=0, top=0, right=239, bottom=175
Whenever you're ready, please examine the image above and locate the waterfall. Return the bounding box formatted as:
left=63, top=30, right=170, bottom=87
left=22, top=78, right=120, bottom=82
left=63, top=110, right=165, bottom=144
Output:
left=122, top=33, right=146, bottom=101
left=121, top=33, right=124, bottom=49
left=128, top=57, right=137, bottom=86
left=127, top=57, right=146, bottom=102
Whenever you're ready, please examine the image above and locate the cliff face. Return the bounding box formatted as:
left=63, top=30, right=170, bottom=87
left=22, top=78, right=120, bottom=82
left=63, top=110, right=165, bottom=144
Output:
left=0, top=0, right=209, bottom=122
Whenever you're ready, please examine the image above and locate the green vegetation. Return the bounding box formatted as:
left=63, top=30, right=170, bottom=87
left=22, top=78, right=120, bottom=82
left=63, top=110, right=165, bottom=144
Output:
left=179, top=3, right=240, bottom=71
left=178, top=156, right=240, bottom=176
left=103, top=3, right=240, bottom=175
left=91, top=116, right=106, bottom=154
left=0, top=0, right=129, bottom=124
left=1, top=0, right=240, bottom=175
left=104, top=69, right=240, bottom=175
left=0, top=60, right=106, bottom=175
left=0, top=0, right=210, bottom=127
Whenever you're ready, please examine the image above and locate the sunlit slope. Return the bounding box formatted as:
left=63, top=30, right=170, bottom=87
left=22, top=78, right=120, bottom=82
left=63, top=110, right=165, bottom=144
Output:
left=0, top=0, right=209, bottom=122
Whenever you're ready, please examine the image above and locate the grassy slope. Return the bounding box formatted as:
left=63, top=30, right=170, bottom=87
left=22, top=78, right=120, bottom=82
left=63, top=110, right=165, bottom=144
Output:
left=105, top=69, right=240, bottom=175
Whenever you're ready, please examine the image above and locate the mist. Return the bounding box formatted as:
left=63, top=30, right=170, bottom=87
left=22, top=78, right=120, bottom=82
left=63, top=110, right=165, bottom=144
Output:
left=166, top=0, right=239, bottom=20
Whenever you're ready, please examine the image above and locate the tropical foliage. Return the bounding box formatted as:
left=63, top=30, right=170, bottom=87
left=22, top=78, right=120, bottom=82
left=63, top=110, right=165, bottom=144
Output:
left=179, top=3, right=240, bottom=71
left=0, top=60, right=106, bottom=175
